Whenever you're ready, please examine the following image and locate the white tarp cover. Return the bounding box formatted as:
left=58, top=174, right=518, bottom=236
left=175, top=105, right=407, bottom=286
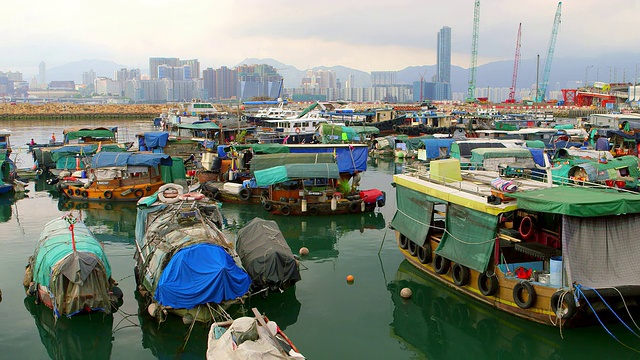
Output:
left=207, top=317, right=305, bottom=360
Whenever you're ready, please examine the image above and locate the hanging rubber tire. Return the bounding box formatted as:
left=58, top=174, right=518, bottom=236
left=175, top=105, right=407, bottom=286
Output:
left=348, top=201, right=360, bottom=213
left=478, top=272, right=499, bottom=296
left=399, top=234, right=409, bottom=249
left=513, top=281, right=537, bottom=309
left=308, top=207, right=319, bottom=216
left=417, top=245, right=431, bottom=264
left=103, top=190, right=113, bottom=199
left=74, top=188, right=81, bottom=196
left=408, top=241, right=419, bottom=256
left=263, top=201, right=273, bottom=212
left=67, top=189, right=74, bottom=197
left=239, top=188, right=251, bottom=201
left=519, top=216, right=535, bottom=240
left=433, top=255, right=451, bottom=275
left=280, top=205, right=291, bottom=216
left=134, top=189, right=144, bottom=198
left=261, top=190, right=269, bottom=198
left=81, top=191, right=89, bottom=198
left=550, top=291, right=577, bottom=319
left=452, top=263, right=471, bottom=286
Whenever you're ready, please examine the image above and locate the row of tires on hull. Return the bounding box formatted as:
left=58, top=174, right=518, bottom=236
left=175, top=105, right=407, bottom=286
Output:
left=399, top=234, right=576, bottom=320
left=391, top=125, right=458, bottom=136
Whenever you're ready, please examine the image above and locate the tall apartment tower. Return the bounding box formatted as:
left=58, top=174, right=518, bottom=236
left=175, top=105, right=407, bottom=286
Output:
left=38, top=61, right=46, bottom=87
left=149, top=57, right=179, bottom=79
left=436, top=26, right=451, bottom=83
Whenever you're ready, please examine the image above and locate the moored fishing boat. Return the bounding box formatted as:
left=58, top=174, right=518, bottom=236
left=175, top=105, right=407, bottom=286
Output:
left=23, top=215, right=123, bottom=318
left=61, top=152, right=180, bottom=202
left=255, top=163, right=385, bottom=216
left=134, top=188, right=251, bottom=324
left=236, top=218, right=301, bottom=294
left=392, top=158, right=640, bottom=327
left=207, top=308, right=305, bottom=359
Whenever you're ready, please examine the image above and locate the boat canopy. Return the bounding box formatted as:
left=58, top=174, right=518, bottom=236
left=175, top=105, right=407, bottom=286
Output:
left=92, top=152, right=173, bottom=168
left=175, top=122, right=220, bottom=130
left=287, top=144, right=368, bottom=174
left=236, top=218, right=301, bottom=291
left=512, top=186, right=640, bottom=217
left=63, top=128, right=116, bottom=141
left=254, top=163, right=339, bottom=187
left=227, top=143, right=290, bottom=155
left=155, top=243, right=251, bottom=308
left=420, top=138, right=456, bottom=159
left=250, top=153, right=335, bottom=173
left=143, top=132, right=169, bottom=148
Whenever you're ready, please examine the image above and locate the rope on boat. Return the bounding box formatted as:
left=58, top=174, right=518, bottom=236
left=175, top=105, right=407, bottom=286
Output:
left=574, top=283, right=640, bottom=353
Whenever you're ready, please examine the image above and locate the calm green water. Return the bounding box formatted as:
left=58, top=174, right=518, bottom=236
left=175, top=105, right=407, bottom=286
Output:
left=0, top=120, right=639, bottom=359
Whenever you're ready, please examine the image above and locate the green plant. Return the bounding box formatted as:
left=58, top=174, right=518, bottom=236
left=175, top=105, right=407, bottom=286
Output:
left=337, top=178, right=352, bottom=195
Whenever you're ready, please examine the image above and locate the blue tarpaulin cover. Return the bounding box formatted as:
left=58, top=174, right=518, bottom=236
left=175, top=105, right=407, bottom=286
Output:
left=144, top=132, right=169, bottom=148
left=154, top=243, right=251, bottom=309
left=92, top=152, right=173, bottom=168
left=421, top=138, right=455, bottom=159
left=288, top=145, right=367, bottom=174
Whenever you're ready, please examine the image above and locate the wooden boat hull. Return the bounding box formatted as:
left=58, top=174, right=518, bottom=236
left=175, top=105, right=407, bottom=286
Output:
left=62, top=180, right=164, bottom=202
left=263, top=198, right=377, bottom=216
left=396, top=232, right=564, bottom=326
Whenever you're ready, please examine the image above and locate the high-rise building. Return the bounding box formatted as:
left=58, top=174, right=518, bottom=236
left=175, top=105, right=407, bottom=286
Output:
left=82, top=69, right=96, bottom=86
left=149, top=57, right=179, bottom=79
left=203, top=68, right=216, bottom=100
left=179, top=59, right=200, bottom=79
left=371, top=71, right=396, bottom=86
left=437, top=26, right=451, bottom=84
left=215, top=66, right=238, bottom=100
left=38, top=61, right=46, bottom=87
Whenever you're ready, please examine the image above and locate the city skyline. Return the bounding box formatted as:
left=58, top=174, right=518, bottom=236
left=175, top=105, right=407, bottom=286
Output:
left=2, top=1, right=638, bottom=76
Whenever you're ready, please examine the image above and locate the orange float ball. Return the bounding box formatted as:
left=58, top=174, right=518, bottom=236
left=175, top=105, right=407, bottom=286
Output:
left=346, top=274, right=355, bottom=283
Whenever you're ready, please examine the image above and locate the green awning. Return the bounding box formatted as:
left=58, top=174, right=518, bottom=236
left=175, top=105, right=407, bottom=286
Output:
left=254, top=163, right=339, bottom=187
left=65, top=129, right=115, bottom=141
left=391, top=185, right=442, bottom=247
left=230, top=144, right=290, bottom=154
left=435, top=203, right=497, bottom=273
left=512, top=186, right=640, bottom=217
left=250, top=153, right=335, bottom=173
left=176, top=122, right=220, bottom=130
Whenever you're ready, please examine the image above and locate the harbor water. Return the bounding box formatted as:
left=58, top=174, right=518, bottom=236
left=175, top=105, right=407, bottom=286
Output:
left=0, top=119, right=639, bottom=359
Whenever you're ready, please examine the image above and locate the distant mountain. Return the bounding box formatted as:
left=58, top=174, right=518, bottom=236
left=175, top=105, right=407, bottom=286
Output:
left=48, top=59, right=129, bottom=83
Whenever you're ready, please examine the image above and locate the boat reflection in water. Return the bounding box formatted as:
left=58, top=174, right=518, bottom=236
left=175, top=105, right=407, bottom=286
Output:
left=57, top=198, right=137, bottom=242
left=245, top=285, right=302, bottom=332
left=23, top=296, right=114, bottom=360
left=387, top=260, right=640, bottom=359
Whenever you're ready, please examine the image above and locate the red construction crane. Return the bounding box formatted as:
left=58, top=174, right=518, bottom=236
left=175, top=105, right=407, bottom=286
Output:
left=506, top=23, right=522, bottom=104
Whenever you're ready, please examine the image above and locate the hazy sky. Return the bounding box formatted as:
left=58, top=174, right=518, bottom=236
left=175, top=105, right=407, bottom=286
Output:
left=2, top=0, right=638, bottom=76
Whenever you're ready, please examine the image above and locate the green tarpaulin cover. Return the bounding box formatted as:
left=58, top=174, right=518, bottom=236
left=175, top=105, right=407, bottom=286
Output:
left=228, top=144, right=290, bottom=154
left=512, top=186, right=640, bottom=217
left=176, top=122, right=220, bottom=130
left=161, top=157, right=186, bottom=183
left=65, top=129, right=115, bottom=141
left=391, top=185, right=445, bottom=246
left=435, top=203, right=497, bottom=273
left=254, top=163, right=339, bottom=187
left=250, top=153, right=335, bottom=173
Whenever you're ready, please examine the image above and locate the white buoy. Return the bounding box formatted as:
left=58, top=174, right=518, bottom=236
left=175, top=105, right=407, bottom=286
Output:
left=400, top=288, right=413, bottom=299
left=361, top=201, right=366, bottom=212
left=331, top=197, right=337, bottom=211
left=182, top=313, right=194, bottom=325
left=299, top=247, right=309, bottom=256
left=301, top=199, right=308, bottom=212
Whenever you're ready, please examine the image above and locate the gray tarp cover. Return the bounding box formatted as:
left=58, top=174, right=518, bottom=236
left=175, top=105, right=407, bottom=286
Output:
left=236, top=218, right=301, bottom=291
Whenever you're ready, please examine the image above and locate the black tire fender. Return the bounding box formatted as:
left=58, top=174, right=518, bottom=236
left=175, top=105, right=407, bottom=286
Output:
left=478, top=272, right=499, bottom=296
left=399, top=234, right=409, bottom=249
left=513, top=281, right=537, bottom=309
left=434, top=255, right=451, bottom=275
left=280, top=205, right=291, bottom=216
left=550, top=291, right=577, bottom=319
left=263, top=201, right=273, bottom=212
left=103, top=190, right=113, bottom=199
left=239, top=188, right=251, bottom=201
left=348, top=201, right=360, bottom=213
left=417, top=245, right=431, bottom=264
left=408, top=241, right=419, bottom=256
left=452, top=263, right=471, bottom=286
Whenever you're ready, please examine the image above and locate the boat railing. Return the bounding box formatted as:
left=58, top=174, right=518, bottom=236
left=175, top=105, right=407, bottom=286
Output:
left=402, top=161, right=640, bottom=197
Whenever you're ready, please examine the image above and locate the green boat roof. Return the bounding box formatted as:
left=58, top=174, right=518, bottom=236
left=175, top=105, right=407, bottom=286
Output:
left=175, top=122, right=220, bottom=130
left=512, top=186, right=640, bottom=217
left=254, top=163, right=339, bottom=187
left=471, top=148, right=533, bottom=158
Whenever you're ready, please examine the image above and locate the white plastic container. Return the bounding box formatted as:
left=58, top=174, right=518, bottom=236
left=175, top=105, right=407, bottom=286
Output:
left=223, top=182, right=243, bottom=195
left=549, top=256, right=563, bottom=286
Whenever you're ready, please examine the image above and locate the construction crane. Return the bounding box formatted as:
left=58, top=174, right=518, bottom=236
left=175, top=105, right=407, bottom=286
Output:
left=466, top=0, right=480, bottom=103
left=535, top=2, right=562, bottom=103
left=506, top=23, right=522, bottom=104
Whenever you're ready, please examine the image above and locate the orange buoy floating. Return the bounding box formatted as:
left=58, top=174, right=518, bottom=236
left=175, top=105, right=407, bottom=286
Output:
left=346, top=274, right=355, bottom=283
left=299, top=247, right=309, bottom=256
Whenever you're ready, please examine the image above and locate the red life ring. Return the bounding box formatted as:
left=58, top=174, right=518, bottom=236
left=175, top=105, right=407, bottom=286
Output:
left=519, top=216, right=535, bottom=240
left=294, top=127, right=301, bottom=134
left=179, top=192, right=205, bottom=201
